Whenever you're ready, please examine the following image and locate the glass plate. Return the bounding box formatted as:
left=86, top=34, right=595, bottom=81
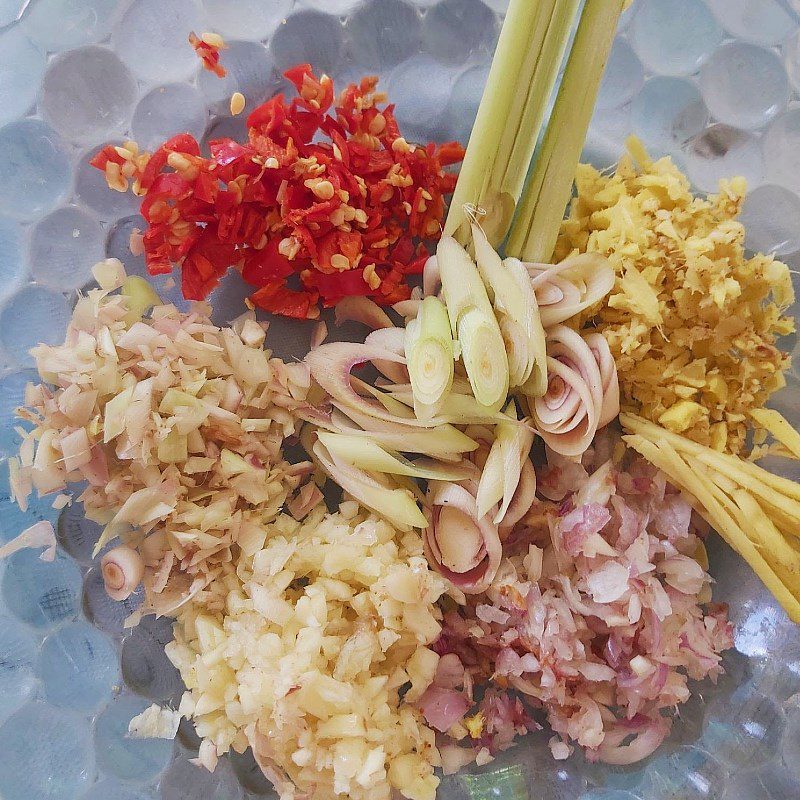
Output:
left=0, top=1, right=799, bottom=799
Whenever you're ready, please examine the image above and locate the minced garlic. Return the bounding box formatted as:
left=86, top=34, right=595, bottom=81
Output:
left=556, top=137, right=794, bottom=454
left=166, top=505, right=448, bottom=800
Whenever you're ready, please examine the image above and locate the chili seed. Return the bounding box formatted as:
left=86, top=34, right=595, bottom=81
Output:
left=230, top=92, right=246, bottom=116
left=201, top=31, right=225, bottom=48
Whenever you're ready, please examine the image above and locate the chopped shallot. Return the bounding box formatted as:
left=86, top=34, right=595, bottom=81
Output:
left=429, top=452, right=732, bottom=764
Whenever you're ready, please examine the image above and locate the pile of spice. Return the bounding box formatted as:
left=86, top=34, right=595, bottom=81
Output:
left=555, top=137, right=794, bottom=455
left=91, top=64, right=464, bottom=319
left=10, top=259, right=317, bottom=619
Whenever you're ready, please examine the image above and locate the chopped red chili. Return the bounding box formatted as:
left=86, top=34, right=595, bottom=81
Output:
left=92, top=64, right=464, bottom=318
left=189, top=32, right=227, bottom=79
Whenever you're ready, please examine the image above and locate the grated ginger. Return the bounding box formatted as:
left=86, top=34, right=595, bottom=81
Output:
left=555, top=137, right=794, bottom=454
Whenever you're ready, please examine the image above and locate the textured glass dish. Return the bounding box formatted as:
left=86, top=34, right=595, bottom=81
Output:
left=0, top=1, right=799, bottom=799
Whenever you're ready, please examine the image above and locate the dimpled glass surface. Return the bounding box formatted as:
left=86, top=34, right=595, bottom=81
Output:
left=0, top=1, right=799, bottom=798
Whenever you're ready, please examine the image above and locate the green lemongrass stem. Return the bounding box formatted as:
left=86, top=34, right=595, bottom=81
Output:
left=472, top=222, right=547, bottom=392
left=444, top=0, right=580, bottom=246
left=384, top=385, right=511, bottom=426
left=406, top=296, right=455, bottom=417
left=506, top=0, right=626, bottom=263
left=494, top=0, right=581, bottom=223
left=357, top=377, right=507, bottom=425
left=458, top=307, right=509, bottom=411
left=327, top=407, right=479, bottom=458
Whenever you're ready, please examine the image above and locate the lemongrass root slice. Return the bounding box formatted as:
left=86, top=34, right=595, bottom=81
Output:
left=334, top=296, right=393, bottom=330
left=475, top=403, right=535, bottom=522
left=329, top=407, right=478, bottom=459
left=473, top=223, right=546, bottom=391
left=438, top=235, right=496, bottom=334
left=458, top=307, right=509, bottom=410
left=584, top=331, right=620, bottom=427
left=531, top=325, right=603, bottom=457
left=365, top=327, right=409, bottom=384
left=305, top=342, right=439, bottom=428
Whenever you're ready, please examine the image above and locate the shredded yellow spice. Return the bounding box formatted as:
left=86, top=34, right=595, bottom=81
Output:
left=556, top=137, right=795, bottom=454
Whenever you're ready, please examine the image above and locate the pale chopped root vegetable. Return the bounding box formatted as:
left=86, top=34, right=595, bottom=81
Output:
left=0, top=521, right=57, bottom=562
left=621, top=413, right=800, bottom=621
left=14, top=261, right=318, bottom=622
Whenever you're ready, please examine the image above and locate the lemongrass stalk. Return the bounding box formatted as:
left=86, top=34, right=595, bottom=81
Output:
left=445, top=0, right=581, bottom=246
left=384, top=386, right=510, bottom=425
left=492, top=0, right=581, bottom=232
left=406, top=296, right=455, bottom=417
left=506, top=0, right=626, bottom=263
left=313, top=439, right=427, bottom=530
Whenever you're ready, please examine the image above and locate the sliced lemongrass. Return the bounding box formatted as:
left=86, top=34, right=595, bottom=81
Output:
left=475, top=402, right=534, bottom=521
left=437, top=235, right=496, bottom=334
left=317, top=432, right=472, bottom=481
left=313, top=438, right=427, bottom=530
left=525, top=252, right=615, bottom=328
left=458, top=307, right=509, bottom=411
left=406, top=296, right=454, bottom=416
left=382, top=385, right=511, bottom=426
left=505, top=255, right=548, bottom=395
left=329, top=408, right=478, bottom=459
left=507, top=0, right=626, bottom=262
left=471, top=221, right=546, bottom=391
